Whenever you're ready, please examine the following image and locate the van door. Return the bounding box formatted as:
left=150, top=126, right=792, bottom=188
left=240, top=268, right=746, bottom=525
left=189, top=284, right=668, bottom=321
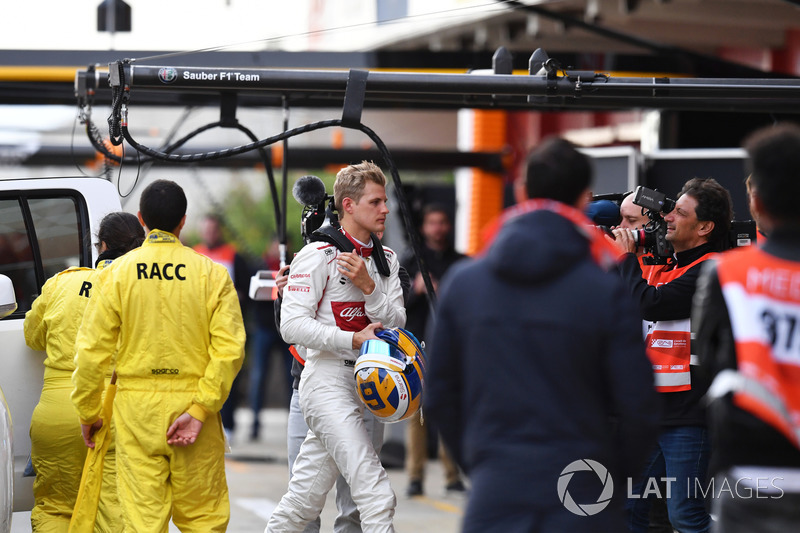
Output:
left=0, top=177, right=121, bottom=512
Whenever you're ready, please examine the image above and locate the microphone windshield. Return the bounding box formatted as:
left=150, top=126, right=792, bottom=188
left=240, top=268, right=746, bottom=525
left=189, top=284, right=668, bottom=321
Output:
left=586, top=199, right=621, bottom=226
left=292, top=175, right=327, bottom=206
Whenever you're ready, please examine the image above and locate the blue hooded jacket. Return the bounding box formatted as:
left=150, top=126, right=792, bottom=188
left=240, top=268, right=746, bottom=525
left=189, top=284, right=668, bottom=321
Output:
left=425, top=208, right=659, bottom=530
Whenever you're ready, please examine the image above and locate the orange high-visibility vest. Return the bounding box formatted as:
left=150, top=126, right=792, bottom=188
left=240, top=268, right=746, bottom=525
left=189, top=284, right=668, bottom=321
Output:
left=714, top=247, right=800, bottom=448
left=193, top=243, right=238, bottom=282
left=641, top=253, right=715, bottom=392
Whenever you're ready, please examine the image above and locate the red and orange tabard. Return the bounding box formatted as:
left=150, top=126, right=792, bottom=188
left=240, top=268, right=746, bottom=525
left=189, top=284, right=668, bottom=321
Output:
left=193, top=242, right=238, bottom=280
left=641, top=253, right=714, bottom=392
left=716, top=246, right=800, bottom=447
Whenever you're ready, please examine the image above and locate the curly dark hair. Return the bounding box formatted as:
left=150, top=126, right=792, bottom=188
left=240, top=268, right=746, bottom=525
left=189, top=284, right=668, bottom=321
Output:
left=678, top=178, right=733, bottom=251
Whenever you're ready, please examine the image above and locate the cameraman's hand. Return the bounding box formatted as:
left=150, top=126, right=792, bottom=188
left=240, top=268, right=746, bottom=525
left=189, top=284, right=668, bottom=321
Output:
left=610, top=228, right=637, bottom=255
left=275, top=265, right=290, bottom=298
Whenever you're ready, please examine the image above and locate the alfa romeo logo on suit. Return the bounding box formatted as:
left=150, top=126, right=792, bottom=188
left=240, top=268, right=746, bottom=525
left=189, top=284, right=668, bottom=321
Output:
left=557, top=459, right=614, bottom=516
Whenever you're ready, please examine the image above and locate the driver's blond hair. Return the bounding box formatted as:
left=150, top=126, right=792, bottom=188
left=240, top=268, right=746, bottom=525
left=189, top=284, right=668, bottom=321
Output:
left=333, top=161, right=387, bottom=213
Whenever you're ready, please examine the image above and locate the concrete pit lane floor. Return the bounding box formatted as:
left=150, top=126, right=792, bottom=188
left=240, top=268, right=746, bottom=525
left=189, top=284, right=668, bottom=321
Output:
left=11, top=408, right=466, bottom=532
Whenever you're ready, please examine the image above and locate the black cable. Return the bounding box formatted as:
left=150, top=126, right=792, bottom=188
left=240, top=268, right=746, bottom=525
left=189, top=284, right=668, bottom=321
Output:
left=280, top=96, right=290, bottom=262
left=108, top=61, right=128, bottom=146
left=119, top=117, right=327, bottom=236
left=138, top=119, right=283, bottom=244
left=86, top=107, right=201, bottom=165
left=71, top=113, right=96, bottom=178
left=131, top=106, right=198, bottom=188
left=119, top=114, right=436, bottom=309
left=120, top=119, right=342, bottom=163
left=87, top=120, right=122, bottom=163
left=116, top=143, right=133, bottom=197
left=84, top=99, right=284, bottom=231
left=348, top=122, right=437, bottom=309
left=87, top=118, right=225, bottom=165
left=161, top=121, right=224, bottom=154
left=232, top=122, right=282, bottom=236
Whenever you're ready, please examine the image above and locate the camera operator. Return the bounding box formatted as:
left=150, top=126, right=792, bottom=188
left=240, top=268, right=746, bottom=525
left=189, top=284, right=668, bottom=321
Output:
left=618, top=192, right=650, bottom=232
left=615, top=191, right=656, bottom=265
left=611, top=178, right=733, bottom=533
left=617, top=194, right=674, bottom=533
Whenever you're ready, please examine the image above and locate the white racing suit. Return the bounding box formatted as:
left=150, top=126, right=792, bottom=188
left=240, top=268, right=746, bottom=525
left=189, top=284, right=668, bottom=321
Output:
left=267, top=240, right=406, bottom=533
left=286, top=349, right=386, bottom=533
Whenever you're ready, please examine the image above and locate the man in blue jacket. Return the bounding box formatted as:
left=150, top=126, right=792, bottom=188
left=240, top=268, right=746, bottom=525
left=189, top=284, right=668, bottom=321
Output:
left=425, top=137, right=659, bottom=532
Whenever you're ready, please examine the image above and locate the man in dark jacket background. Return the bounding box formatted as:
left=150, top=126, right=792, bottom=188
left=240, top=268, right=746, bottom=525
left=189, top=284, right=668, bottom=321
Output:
left=425, top=136, right=659, bottom=532
left=400, top=204, right=466, bottom=497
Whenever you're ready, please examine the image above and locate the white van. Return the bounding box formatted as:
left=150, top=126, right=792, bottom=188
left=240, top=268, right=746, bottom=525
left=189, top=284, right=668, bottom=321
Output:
left=0, top=177, right=121, bottom=532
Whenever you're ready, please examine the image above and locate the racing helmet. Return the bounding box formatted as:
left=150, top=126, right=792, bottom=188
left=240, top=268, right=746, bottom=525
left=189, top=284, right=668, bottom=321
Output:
left=354, top=327, right=426, bottom=423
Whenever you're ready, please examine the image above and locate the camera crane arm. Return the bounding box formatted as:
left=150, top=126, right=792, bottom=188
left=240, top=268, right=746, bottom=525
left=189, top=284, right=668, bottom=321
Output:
left=80, top=53, right=800, bottom=312
left=83, top=57, right=800, bottom=114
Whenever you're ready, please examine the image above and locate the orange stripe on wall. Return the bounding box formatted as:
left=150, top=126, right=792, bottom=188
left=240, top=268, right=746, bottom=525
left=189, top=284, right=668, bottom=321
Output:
left=467, top=110, right=506, bottom=255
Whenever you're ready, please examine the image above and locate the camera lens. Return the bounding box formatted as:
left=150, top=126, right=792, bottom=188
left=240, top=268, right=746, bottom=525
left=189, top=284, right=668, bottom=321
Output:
left=633, top=229, right=656, bottom=248
left=632, top=228, right=657, bottom=249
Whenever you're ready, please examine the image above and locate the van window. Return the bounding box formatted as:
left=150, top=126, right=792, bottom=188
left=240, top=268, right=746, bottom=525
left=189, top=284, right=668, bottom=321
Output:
left=29, top=198, right=83, bottom=279
left=0, top=193, right=88, bottom=319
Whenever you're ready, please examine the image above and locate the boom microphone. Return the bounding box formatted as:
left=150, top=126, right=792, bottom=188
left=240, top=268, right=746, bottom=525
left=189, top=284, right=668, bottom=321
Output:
left=292, top=175, right=328, bottom=206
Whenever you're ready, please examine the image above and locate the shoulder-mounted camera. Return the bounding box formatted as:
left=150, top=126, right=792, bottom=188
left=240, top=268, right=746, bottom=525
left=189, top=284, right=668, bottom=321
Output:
left=631, top=186, right=675, bottom=265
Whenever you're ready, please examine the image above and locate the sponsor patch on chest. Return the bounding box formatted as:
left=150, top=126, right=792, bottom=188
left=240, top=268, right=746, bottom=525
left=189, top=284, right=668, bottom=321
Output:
left=330, top=301, right=370, bottom=332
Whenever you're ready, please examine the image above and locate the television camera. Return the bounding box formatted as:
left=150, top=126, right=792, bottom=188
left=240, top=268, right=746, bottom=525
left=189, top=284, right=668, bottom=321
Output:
left=592, top=185, right=758, bottom=265
left=293, top=175, right=338, bottom=244
left=248, top=175, right=335, bottom=301
left=593, top=186, right=675, bottom=264
left=629, top=186, right=675, bottom=265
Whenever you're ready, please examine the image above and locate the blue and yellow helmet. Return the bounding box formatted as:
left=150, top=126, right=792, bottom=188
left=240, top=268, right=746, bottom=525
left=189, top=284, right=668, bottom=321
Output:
left=354, top=327, right=426, bottom=423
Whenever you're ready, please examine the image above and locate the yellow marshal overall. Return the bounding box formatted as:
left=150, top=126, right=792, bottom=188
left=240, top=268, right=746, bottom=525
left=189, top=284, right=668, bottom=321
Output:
left=24, top=262, right=121, bottom=532
left=72, top=230, right=245, bottom=533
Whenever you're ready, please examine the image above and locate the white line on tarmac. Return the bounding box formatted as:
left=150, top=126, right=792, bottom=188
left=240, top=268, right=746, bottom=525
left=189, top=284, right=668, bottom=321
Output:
left=234, top=497, right=278, bottom=522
